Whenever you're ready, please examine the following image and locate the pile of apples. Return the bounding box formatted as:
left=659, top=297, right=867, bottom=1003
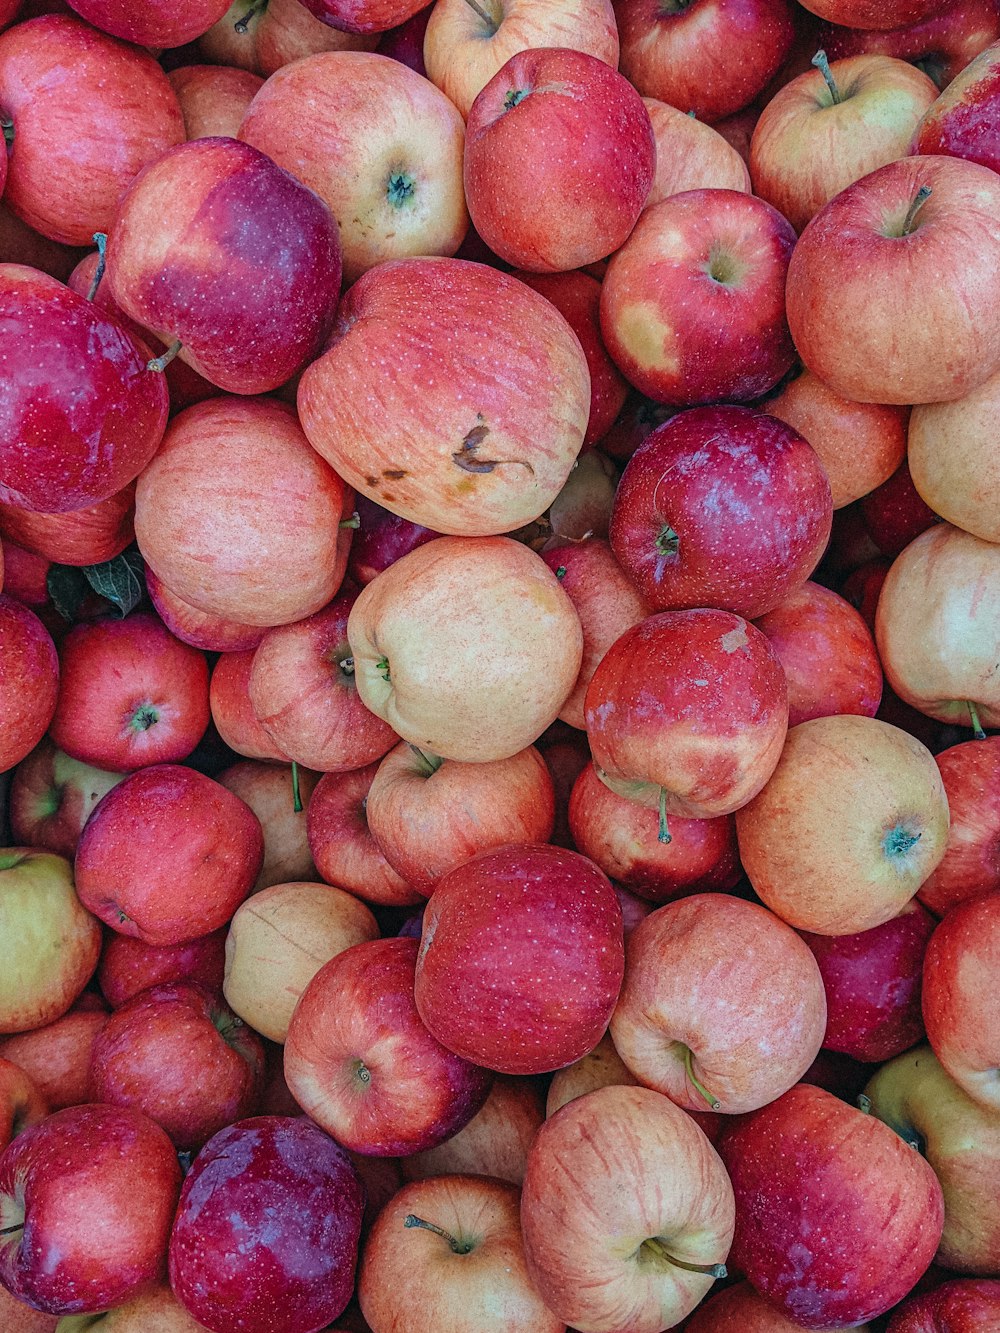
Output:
left=2, top=0, right=1000, bottom=1329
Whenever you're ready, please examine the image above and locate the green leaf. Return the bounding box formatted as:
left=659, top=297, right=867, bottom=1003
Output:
left=46, top=564, right=90, bottom=622
left=81, top=548, right=145, bottom=619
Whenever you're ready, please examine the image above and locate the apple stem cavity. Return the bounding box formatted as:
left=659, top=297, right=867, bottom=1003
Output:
left=902, top=186, right=932, bottom=236
left=148, top=339, right=182, bottom=373
left=658, top=787, right=672, bottom=845
left=234, top=0, right=267, bottom=32
left=683, top=1044, right=720, bottom=1111
left=460, top=0, right=499, bottom=32
left=291, top=761, right=303, bottom=814
left=86, top=233, right=108, bottom=302
left=811, top=49, right=841, bottom=104
left=967, top=700, right=987, bottom=740
left=638, top=1238, right=726, bottom=1279
left=408, top=744, right=444, bottom=777
left=403, top=1214, right=474, bottom=1255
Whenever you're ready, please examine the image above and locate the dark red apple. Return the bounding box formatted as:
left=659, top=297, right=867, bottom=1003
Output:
left=64, top=0, right=232, bottom=47
left=0, top=596, right=58, bottom=774
left=886, top=1277, right=1000, bottom=1331
left=0, top=485, right=135, bottom=568
left=817, top=0, right=1000, bottom=89
left=97, top=927, right=228, bottom=1008
left=919, top=737, right=1000, bottom=916
left=347, top=494, right=441, bottom=587
left=861, top=459, right=941, bottom=558
left=914, top=39, right=1000, bottom=171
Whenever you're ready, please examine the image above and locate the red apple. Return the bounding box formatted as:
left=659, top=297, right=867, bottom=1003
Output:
left=914, top=39, right=1000, bottom=172
left=346, top=495, right=440, bottom=587
left=0, top=1103, right=182, bottom=1316
left=49, top=612, right=210, bottom=772
left=210, top=651, right=287, bottom=762
left=0, top=486, right=135, bottom=569
left=217, top=759, right=320, bottom=893
left=919, top=738, right=1000, bottom=915
left=145, top=567, right=264, bottom=655
left=0, top=541, right=49, bottom=609
left=376, top=2, right=430, bottom=71
left=65, top=0, right=232, bottom=46
left=0, top=597, right=58, bottom=774
left=643, top=96, right=751, bottom=205
left=0, top=998, right=108, bottom=1111
left=886, top=1278, right=1000, bottom=1331
left=718, top=1082, right=944, bottom=1327
left=0, top=1058, right=46, bottom=1153
left=688, top=1280, right=874, bottom=1330
left=413, top=842, right=624, bottom=1075
left=817, top=0, right=1000, bottom=88
left=860, top=458, right=940, bottom=558
left=98, top=927, right=229, bottom=1008
left=399, top=1074, right=544, bottom=1186
left=9, top=741, right=123, bottom=860
left=74, top=764, right=264, bottom=945
left=168, top=1116, right=364, bottom=1333
left=168, top=62, right=264, bottom=139
left=799, top=0, right=943, bottom=25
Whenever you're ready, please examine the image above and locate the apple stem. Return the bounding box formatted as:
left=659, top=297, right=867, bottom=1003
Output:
left=460, top=0, right=498, bottom=31
left=857, top=1093, right=872, bottom=1113
left=291, top=761, right=303, bottom=814
left=658, top=787, right=672, bottom=845
left=339, top=512, right=360, bottom=529
left=407, top=744, right=444, bottom=777
left=0, top=1223, right=22, bottom=1236
left=148, top=339, right=182, bottom=373
left=86, top=233, right=108, bottom=302
left=811, top=49, right=841, bottom=104
left=902, top=186, right=932, bottom=235
left=1, top=116, right=13, bottom=147
left=555, top=565, right=567, bottom=579
left=968, top=701, right=987, bottom=740
left=376, top=655, right=391, bottom=682
left=234, top=0, right=266, bottom=32
left=640, top=1238, right=726, bottom=1278
left=403, top=1214, right=474, bottom=1254
left=339, top=655, right=355, bottom=675
left=683, top=1044, right=721, bottom=1111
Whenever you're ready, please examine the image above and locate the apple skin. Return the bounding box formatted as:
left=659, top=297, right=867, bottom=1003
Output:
left=862, top=1046, right=1000, bottom=1275
left=764, top=368, right=908, bottom=510
left=922, top=893, right=1000, bottom=1111
left=359, top=1174, right=563, bottom=1333
left=298, top=257, right=590, bottom=537
left=74, top=764, right=264, bottom=946
left=600, top=192, right=797, bottom=407
left=0, top=849, right=102, bottom=1034
left=51, top=1282, right=217, bottom=1330
left=886, top=1278, right=1000, bottom=1332
left=817, top=0, right=1000, bottom=89
left=376, top=2, right=430, bottom=71
left=223, top=879, right=379, bottom=1043
left=610, top=893, right=827, bottom=1115
left=217, top=760, right=320, bottom=894
left=98, top=927, right=228, bottom=1009
left=585, top=608, right=789, bottom=821
left=799, top=0, right=942, bottom=25
left=0, top=597, right=59, bottom=775
left=569, top=761, right=741, bottom=903
left=285, top=936, right=494, bottom=1155
left=238, top=50, right=467, bottom=284
left=609, top=407, right=832, bottom=618
left=914, top=39, right=1000, bottom=172
left=0, top=486, right=135, bottom=569
left=366, top=741, right=555, bottom=895
left=135, top=397, right=353, bottom=629
left=642, top=97, right=751, bottom=206
left=256, top=0, right=379, bottom=73
left=9, top=741, right=123, bottom=861
left=686, top=1280, right=873, bottom=1332
left=799, top=898, right=937, bottom=1063
left=0, top=1103, right=183, bottom=1316
left=105, top=137, right=342, bottom=396
left=346, top=495, right=440, bottom=587
left=919, top=739, right=1000, bottom=916
left=400, top=1074, right=544, bottom=1185
left=545, top=1029, right=638, bottom=1117
left=210, top=651, right=287, bottom=763
left=0, top=267, right=168, bottom=516
left=464, top=47, right=655, bottom=273
left=414, top=843, right=624, bottom=1076
left=89, top=980, right=265, bottom=1150
left=49, top=612, right=210, bottom=773
left=0, top=1058, right=47, bottom=1153
left=0, top=999, right=109, bottom=1110
left=0, top=1283, right=58, bottom=1333
left=615, top=0, right=796, bottom=123
left=736, top=715, right=950, bottom=935
left=753, top=580, right=883, bottom=728
left=64, top=0, right=232, bottom=47
left=168, top=1116, right=364, bottom=1333
left=145, top=569, right=264, bottom=656
left=299, top=0, right=428, bottom=34
left=750, top=54, right=937, bottom=234
left=786, top=155, right=1000, bottom=405
left=0, top=541, right=49, bottom=609
left=860, top=458, right=940, bottom=559
left=168, top=62, right=264, bottom=139
left=875, top=523, right=1000, bottom=732
left=521, top=1083, right=735, bottom=1333
left=0, top=15, right=185, bottom=246
left=718, top=1083, right=944, bottom=1328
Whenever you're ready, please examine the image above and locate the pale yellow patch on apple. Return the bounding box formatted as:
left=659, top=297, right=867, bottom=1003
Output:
left=616, top=302, right=679, bottom=376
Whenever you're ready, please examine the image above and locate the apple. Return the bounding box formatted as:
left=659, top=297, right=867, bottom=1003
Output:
left=49, top=612, right=210, bottom=772
left=0, top=597, right=58, bottom=775
left=0, top=1282, right=58, bottom=1332
left=400, top=1074, right=544, bottom=1186
left=210, top=652, right=287, bottom=762
left=544, top=448, right=619, bottom=542
left=347, top=536, right=583, bottom=763
left=168, top=1116, right=364, bottom=1333
left=750, top=53, right=937, bottom=234
left=9, top=741, right=123, bottom=860
left=0, top=1103, right=182, bottom=1316
left=89, top=980, right=264, bottom=1150
left=74, top=764, right=264, bottom=945
left=145, top=569, right=264, bottom=656
left=98, top=927, right=228, bottom=1008
left=238, top=50, right=467, bottom=284
left=521, top=1084, right=735, bottom=1333
left=860, top=458, right=940, bottom=558
left=298, top=258, right=590, bottom=537
left=886, top=1278, right=1000, bottom=1331
left=610, top=894, right=827, bottom=1114
left=718, top=1082, right=944, bottom=1327
left=799, top=898, right=937, bottom=1062
left=799, top=0, right=943, bottom=25
left=585, top=609, right=789, bottom=828
left=104, top=137, right=342, bottom=396
left=346, top=495, right=441, bottom=587
left=299, top=0, right=429, bottom=33
left=0, top=486, right=135, bottom=569
left=223, top=879, right=379, bottom=1042
left=422, top=0, right=619, bottom=120
left=0, top=541, right=49, bottom=609
left=615, top=0, right=796, bottom=122
left=217, top=760, right=320, bottom=894
left=50, top=1282, right=216, bottom=1330
left=65, top=0, right=232, bottom=46
left=135, top=398, right=353, bottom=629
left=919, top=738, right=1000, bottom=916
left=376, top=2, right=430, bottom=71
left=365, top=741, right=556, bottom=895
left=914, top=39, right=1000, bottom=172
left=0, top=998, right=108, bottom=1110
left=736, top=715, right=950, bottom=935
left=358, top=1174, right=563, bottom=1333
left=568, top=761, right=742, bottom=903
left=0, top=15, right=184, bottom=246
left=285, top=936, right=494, bottom=1155
left=168, top=63, right=264, bottom=139
left=256, top=0, right=379, bottom=73
left=0, top=1058, right=46, bottom=1153
left=600, top=193, right=797, bottom=407
left=687, top=1280, right=873, bottom=1331
left=0, top=204, right=83, bottom=285
left=0, top=850, right=101, bottom=1034
left=875, top=523, right=1000, bottom=734
left=786, top=155, right=1000, bottom=405
left=862, top=1046, right=1000, bottom=1274
left=764, top=368, right=908, bottom=509
left=413, top=842, right=624, bottom=1075
left=643, top=97, right=751, bottom=206
left=545, top=1029, right=638, bottom=1116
